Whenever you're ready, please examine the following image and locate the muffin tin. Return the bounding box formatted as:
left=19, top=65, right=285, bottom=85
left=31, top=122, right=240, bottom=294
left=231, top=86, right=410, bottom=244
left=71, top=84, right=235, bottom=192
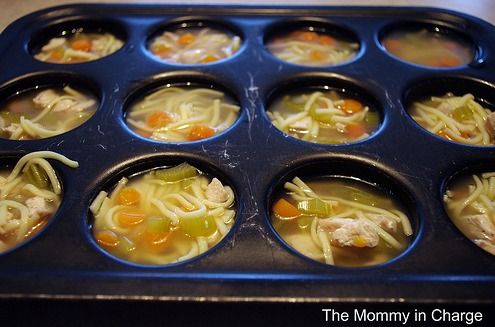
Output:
left=0, top=4, right=494, bottom=303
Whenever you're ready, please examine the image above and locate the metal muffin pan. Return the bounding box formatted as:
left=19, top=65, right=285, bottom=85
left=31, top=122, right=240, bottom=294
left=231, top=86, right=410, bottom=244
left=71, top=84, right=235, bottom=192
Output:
left=0, top=4, right=494, bottom=303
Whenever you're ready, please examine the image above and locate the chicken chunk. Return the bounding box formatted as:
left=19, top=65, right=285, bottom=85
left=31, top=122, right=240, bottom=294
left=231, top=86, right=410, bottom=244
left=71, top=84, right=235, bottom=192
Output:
left=465, top=214, right=495, bottom=240
left=474, top=239, right=495, bottom=255
left=206, top=178, right=228, bottom=203
left=1, top=123, right=22, bottom=138
left=33, top=89, right=59, bottom=108
left=25, top=196, right=50, bottom=218
left=0, top=210, right=19, bottom=234
left=367, top=214, right=397, bottom=233
left=318, top=217, right=379, bottom=248
left=41, top=37, right=66, bottom=52
left=486, top=112, right=495, bottom=137
left=52, top=98, right=77, bottom=112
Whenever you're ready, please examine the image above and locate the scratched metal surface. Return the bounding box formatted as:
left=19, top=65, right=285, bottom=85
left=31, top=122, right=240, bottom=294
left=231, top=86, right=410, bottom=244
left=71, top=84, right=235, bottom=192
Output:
left=0, top=4, right=494, bottom=303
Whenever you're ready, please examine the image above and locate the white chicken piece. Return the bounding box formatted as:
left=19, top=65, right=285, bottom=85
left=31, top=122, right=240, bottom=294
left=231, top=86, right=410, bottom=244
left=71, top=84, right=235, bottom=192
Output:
left=33, top=89, right=58, bottom=108
left=318, top=217, right=379, bottom=248
left=0, top=210, right=19, bottom=234
left=206, top=178, right=228, bottom=203
left=52, top=98, right=77, bottom=112
left=41, top=37, right=66, bottom=52
left=367, top=214, right=397, bottom=233
left=1, top=123, right=22, bottom=138
left=465, top=214, right=495, bottom=240
left=25, top=196, right=50, bottom=218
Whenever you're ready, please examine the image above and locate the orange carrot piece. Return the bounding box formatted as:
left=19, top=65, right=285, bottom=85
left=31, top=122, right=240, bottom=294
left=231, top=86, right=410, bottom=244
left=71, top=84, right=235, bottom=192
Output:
left=341, top=99, right=364, bottom=114
left=117, top=207, right=145, bottom=227
left=178, top=33, right=195, bottom=46
left=96, top=230, right=119, bottom=247
left=49, top=49, right=64, bottom=61
left=294, top=31, right=319, bottom=42
left=346, top=123, right=366, bottom=138
left=309, top=49, right=327, bottom=61
left=383, top=38, right=402, bottom=53
left=70, top=39, right=92, bottom=52
left=151, top=44, right=172, bottom=57
left=117, top=187, right=141, bottom=206
left=140, top=230, right=171, bottom=253
left=187, top=124, right=216, bottom=141
left=438, top=56, right=461, bottom=67
left=200, top=54, right=220, bottom=63
left=273, top=198, right=301, bottom=219
left=319, top=35, right=336, bottom=46
left=146, top=112, right=171, bottom=128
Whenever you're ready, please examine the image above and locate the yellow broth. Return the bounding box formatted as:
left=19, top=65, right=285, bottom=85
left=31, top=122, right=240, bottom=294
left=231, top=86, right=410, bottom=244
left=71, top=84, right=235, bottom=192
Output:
left=267, top=89, right=379, bottom=144
left=383, top=29, right=473, bottom=68
left=0, top=86, right=98, bottom=140
left=271, top=177, right=412, bottom=267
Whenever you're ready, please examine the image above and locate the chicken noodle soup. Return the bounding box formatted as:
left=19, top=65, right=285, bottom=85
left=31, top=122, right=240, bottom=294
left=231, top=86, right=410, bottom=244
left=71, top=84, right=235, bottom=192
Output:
left=271, top=176, right=412, bottom=266
left=267, top=90, right=379, bottom=144
left=90, top=162, right=236, bottom=265
left=409, top=93, right=495, bottom=146
left=0, top=151, right=79, bottom=253
left=0, top=86, right=98, bottom=140
left=126, top=86, right=240, bottom=142
left=149, top=27, right=241, bottom=64
left=267, top=30, right=358, bottom=66
left=35, top=32, right=123, bottom=63
left=444, top=172, right=495, bottom=255
left=383, top=29, right=473, bottom=68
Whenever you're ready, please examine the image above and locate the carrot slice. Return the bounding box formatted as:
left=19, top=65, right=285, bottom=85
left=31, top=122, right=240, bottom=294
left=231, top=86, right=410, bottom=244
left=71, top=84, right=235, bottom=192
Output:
left=146, top=112, right=171, bottom=128
left=346, top=123, right=366, bottom=139
left=49, top=49, right=64, bottom=61
left=117, top=207, right=145, bottom=227
left=438, top=56, right=461, bottom=67
left=178, top=33, right=195, bottom=46
left=273, top=198, right=301, bottom=219
left=187, top=124, right=216, bottom=141
left=96, top=230, right=119, bottom=247
left=309, top=49, right=327, bottom=61
left=341, top=99, right=364, bottom=114
left=140, top=230, right=171, bottom=253
left=70, top=39, right=92, bottom=52
left=319, top=35, right=336, bottom=46
left=201, top=54, right=220, bottom=63
left=117, top=187, right=141, bottom=206
left=293, top=31, right=319, bottom=42
left=151, top=43, right=172, bottom=57
left=383, top=38, right=402, bottom=53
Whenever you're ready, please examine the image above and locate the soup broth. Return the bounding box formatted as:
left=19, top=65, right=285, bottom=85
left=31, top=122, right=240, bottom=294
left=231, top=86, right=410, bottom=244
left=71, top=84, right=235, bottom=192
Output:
left=149, top=27, right=241, bottom=64
left=0, top=86, right=98, bottom=140
left=267, top=29, right=358, bottom=66
left=126, top=86, right=240, bottom=142
left=409, top=93, right=495, bottom=146
left=271, top=176, right=412, bottom=267
left=383, top=28, right=473, bottom=68
left=90, top=162, right=236, bottom=265
left=267, top=89, right=379, bottom=144
left=444, top=172, right=495, bottom=255
left=35, top=31, right=123, bottom=63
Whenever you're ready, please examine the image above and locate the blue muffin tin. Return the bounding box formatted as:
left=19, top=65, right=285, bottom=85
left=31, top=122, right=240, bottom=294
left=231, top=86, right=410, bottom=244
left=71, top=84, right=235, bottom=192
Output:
left=0, top=4, right=494, bottom=304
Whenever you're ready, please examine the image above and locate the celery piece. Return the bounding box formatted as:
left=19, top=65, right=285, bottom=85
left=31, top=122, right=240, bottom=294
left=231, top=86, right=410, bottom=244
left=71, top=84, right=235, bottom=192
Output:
left=364, top=112, right=379, bottom=128
left=155, top=162, right=198, bottom=183
left=25, top=164, right=49, bottom=188
left=181, top=215, right=216, bottom=237
left=297, top=198, right=332, bottom=216
left=0, top=111, right=21, bottom=125
left=147, top=217, right=170, bottom=232
left=452, top=105, right=473, bottom=121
